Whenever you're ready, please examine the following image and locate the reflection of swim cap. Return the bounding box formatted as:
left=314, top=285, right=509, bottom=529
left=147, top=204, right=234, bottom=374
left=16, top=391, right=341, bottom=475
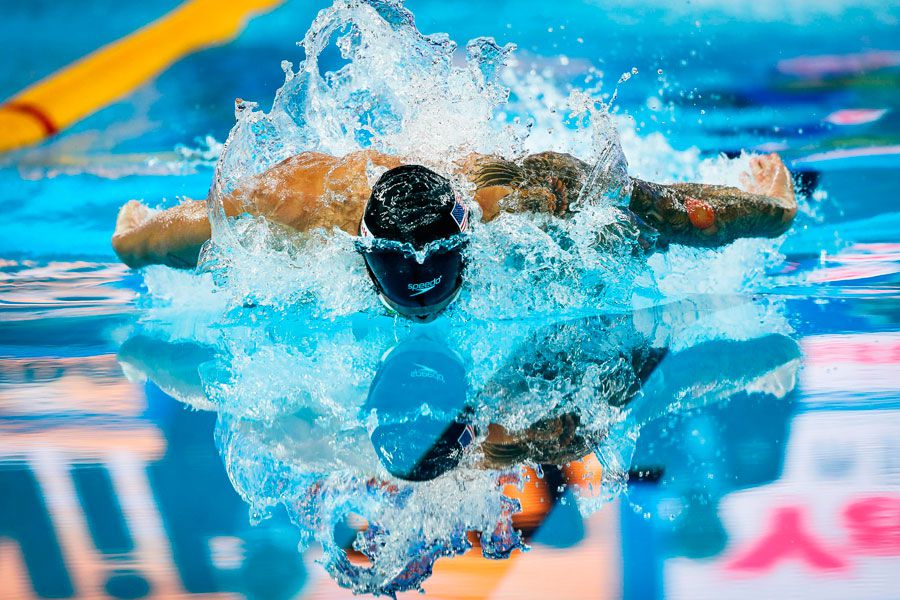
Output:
left=364, top=337, right=474, bottom=481
left=360, top=165, right=469, bottom=321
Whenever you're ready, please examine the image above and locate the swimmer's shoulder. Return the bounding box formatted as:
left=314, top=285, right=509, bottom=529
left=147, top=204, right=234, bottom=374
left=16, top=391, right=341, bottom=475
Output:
left=267, top=150, right=401, bottom=178
left=256, top=152, right=338, bottom=192
left=346, top=148, right=404, bottom=170
left=458, top=152, right=592, bottom=221
left=274, top=151, right=337, bottom=171
left=452, top=153, right=511, bottom=221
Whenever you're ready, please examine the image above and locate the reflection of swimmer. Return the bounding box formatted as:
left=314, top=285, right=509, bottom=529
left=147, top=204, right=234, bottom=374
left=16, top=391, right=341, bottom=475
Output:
left=475, top=309, right=801, bottom=471
left=112, top=148, right=797, bottom=321
left=365, top=334, right=601, bottom=480
left=363, top=335, right=577, bottom=481
left=364, top=337, right=473, bottom=480
left=365, top=305, right=801, bottom=479
left=116, top=314, right=801, bottom=595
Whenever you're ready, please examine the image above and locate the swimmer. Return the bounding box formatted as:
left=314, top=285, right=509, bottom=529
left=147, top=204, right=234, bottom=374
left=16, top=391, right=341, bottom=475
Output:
left=112, top=150, right=797, bottom=321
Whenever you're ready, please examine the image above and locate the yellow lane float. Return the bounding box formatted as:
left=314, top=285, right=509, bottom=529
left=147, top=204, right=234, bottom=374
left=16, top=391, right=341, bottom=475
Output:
left=0, top=0, right=283, bottom=153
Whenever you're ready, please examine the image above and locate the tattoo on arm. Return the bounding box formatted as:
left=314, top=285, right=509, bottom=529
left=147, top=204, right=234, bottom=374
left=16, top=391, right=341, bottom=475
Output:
left=471, top=151, right=591, bottom=216
left=629, top=178, right=795, bottom=248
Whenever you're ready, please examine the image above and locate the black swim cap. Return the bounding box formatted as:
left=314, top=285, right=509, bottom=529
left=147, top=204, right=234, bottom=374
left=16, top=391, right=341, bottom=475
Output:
left=364, top=337, right=475, bottom=482
left=360, top=165, right=469, bottom=321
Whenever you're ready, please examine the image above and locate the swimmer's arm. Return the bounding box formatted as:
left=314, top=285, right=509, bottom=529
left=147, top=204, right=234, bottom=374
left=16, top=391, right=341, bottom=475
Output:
left=461, top=152, right=590, bottom=221
left=111, top=185, right=267, bottom=269
left=112, top=149, right=406, bottom=269
left=628, top=180, right=795, bottom=247
left=112, top=199, right=218, bottom=269
left=111, top=152, right=340, bottom=269
left=628, top=154, right=798, bottom=247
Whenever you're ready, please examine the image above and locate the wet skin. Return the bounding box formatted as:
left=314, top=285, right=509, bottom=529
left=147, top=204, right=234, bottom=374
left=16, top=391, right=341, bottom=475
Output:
left=111, top=150, right=797, bottom=269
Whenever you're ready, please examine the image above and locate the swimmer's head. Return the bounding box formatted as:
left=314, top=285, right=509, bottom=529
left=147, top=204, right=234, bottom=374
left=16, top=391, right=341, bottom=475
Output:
left=364, top=337, right=475, bottom=482
left=359, top=165, right=468, bottom=322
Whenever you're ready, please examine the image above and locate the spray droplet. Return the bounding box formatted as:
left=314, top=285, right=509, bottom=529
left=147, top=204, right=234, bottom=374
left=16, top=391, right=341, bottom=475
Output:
left=618, top=67, right=639, bottom=84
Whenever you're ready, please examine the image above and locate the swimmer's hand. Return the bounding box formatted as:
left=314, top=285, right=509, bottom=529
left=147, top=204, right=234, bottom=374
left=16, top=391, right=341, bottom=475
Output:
left=112, top=201, right=153, bottom=268
left=113, top=200, right=151, bottom=238
left=740, top=153, right=797, bottom=222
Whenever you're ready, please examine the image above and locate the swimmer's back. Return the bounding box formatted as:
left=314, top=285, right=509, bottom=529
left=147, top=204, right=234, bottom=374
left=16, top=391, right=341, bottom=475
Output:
left=232, top=149, right=570, bottom=235
left=228, top=150, right=403, bottom=234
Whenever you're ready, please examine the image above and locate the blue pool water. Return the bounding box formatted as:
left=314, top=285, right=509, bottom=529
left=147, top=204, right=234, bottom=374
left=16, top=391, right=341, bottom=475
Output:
left=2, top=0, right=900, bottom=598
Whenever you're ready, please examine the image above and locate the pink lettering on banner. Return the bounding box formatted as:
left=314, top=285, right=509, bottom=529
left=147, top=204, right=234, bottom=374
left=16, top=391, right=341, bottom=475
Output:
left=843, top=496, right=900, bottom=555
left=726, top=507, right=847, bottom=573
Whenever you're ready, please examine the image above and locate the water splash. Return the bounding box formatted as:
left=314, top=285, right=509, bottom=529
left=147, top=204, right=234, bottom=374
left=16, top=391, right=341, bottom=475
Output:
left=196, top=0, right=744, bottom=321
left=209, top=0, right=518, bottom=204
